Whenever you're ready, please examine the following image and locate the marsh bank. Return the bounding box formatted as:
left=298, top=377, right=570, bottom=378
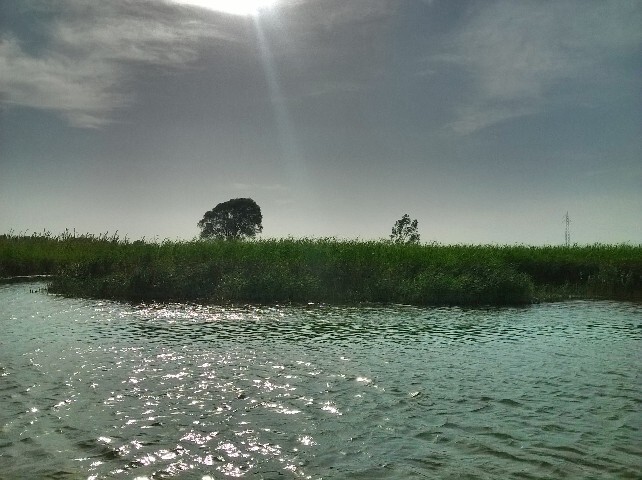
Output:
left=2, top=234, right=640, bottom=306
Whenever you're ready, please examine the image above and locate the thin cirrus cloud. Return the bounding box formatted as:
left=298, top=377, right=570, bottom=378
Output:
left=432, top=1, right=641, bottom=135
left=0, top=0, right=392, bottom=128
left=1, top=0, right=638, bottom=134
left=0, top=35, right=127, bottom=128
left=0, top=0, right=245, bottom=128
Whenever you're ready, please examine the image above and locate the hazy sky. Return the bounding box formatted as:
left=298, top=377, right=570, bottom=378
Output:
left=1, top=0, right=640, bottom=244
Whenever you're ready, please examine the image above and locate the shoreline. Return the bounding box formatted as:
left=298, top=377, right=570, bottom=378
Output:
left=2, top=276, right=640, bottom=306
left=3, top=276, right=640, bottom=307
left=0, top=274, right=54, bottom=284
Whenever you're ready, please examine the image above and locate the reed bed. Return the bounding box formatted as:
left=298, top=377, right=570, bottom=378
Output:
left=1, top=231, right=640, bottom=305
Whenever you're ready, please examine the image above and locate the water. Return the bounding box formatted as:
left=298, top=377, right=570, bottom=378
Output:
left=1, top=282, right=640, bottom=479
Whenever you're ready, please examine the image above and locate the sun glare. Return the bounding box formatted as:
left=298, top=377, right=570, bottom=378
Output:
left=172, top=0, right=275, bottom=16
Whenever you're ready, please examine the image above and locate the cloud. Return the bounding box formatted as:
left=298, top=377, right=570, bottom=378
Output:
left=0, top=0, right=399, bottom=127
left=433, top=1, right=641, bottom=134
left=0, top=0, right=245, bottom=128
left=0, top=36, right=126, bottom=127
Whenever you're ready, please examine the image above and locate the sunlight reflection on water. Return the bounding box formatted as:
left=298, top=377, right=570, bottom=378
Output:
left=0, top=283, right=641, bottom=478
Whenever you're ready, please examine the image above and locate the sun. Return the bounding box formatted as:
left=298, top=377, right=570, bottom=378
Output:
left=172, top=0, right=275, bottom=16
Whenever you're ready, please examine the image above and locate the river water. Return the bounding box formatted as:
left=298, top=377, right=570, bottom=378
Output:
left=0, top=282, right=640, bottom=479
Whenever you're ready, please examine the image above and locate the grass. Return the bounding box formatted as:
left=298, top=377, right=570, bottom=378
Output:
left=1, top=231, right=640, bottom=306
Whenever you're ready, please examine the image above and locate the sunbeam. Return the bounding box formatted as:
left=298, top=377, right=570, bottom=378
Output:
left=252, top=14, right=310, bottom=197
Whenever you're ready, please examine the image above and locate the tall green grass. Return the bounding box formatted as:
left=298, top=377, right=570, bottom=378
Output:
left=0, top=230, right=123, bottom=277
left=1, top=231, right=640, bottom=305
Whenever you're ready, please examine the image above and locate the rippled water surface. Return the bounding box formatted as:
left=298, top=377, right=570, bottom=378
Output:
left=1, top=283, right=640, bottom=479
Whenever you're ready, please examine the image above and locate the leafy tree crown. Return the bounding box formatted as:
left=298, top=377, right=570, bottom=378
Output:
left=198, top=198, right=263, bottom=240
left=390, top=213, right=420, bottom=244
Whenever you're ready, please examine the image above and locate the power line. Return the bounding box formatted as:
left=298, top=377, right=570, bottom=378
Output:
left=564, top=212, right=571, bottom=247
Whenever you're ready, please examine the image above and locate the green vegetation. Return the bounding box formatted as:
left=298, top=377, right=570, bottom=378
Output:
left=1, top=231, right=640, bottom=306
left=198, top=198, right=263, bottom=240
left=390, top=214, right=420, bottom=244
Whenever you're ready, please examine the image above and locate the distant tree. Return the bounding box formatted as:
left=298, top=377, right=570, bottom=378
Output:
left=390, top=214, right=420, bottom=244
left=198, top=198, right=263, bottom=240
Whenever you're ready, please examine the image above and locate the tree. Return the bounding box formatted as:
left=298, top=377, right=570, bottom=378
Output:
left=198, top=198, right=263, bottom=240
left=390, top=214, right=420, bottom=244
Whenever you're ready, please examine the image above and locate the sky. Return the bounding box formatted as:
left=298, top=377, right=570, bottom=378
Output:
left=1, top=0, right=640, bottom=245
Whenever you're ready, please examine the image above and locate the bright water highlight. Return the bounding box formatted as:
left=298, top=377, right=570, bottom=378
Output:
left=1, top=283, right=640, bottom=478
